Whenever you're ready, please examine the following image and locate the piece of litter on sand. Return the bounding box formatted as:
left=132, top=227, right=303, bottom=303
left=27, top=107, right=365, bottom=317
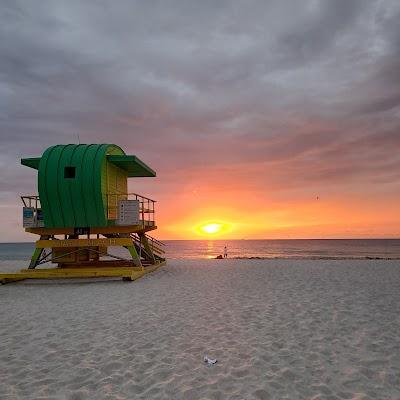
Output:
left=204, top=356, right=217, bottom=365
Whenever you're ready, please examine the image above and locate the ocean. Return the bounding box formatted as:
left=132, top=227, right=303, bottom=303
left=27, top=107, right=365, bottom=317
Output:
left=0, top=239, right=399, bottom=270
left=163, top=239, right=400, bottom=259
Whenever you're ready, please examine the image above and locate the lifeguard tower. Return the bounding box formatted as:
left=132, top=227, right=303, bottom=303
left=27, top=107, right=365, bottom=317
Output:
left=0, top=144, right=165, bottom=284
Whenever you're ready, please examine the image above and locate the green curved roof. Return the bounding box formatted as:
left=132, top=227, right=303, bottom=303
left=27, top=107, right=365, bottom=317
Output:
left=21, top=144, right=155, bottom=228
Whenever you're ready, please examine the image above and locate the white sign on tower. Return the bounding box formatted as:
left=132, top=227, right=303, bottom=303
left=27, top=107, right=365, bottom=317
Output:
left=117, top=200, right=140, bottom=225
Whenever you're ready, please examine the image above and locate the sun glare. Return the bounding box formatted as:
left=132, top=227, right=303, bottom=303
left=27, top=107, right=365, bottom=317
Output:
left=193, top=220, right=232, bottom=237
left=201, top=223, right=222, bottom=234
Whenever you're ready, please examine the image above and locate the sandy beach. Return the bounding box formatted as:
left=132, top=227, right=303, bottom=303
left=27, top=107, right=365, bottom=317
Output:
left=1, top=259, right=400, bottom=399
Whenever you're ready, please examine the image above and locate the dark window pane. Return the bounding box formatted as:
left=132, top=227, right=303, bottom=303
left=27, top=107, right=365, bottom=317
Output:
left=64, top=166, right=76, bottom=178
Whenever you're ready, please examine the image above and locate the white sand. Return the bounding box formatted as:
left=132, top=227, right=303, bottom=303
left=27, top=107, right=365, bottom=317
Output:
left=1, top=259, right=400, bottom=400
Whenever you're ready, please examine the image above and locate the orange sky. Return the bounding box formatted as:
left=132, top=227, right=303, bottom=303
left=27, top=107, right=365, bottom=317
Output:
left=1, top=121, right=399, bottom=242
left=145, top=168, right=400, bottom=240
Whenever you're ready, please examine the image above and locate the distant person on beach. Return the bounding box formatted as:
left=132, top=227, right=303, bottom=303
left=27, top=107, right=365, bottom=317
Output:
left=223, top=245, right=228, bottom=258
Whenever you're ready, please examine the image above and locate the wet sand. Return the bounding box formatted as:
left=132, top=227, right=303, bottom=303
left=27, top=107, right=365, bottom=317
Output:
left=1, top=259, right=400, bottom=399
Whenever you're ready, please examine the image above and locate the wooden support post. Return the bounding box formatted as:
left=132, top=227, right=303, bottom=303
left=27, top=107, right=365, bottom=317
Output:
left=28, top=235, right=50, bottom=269
left=28, top=247, right=44, bottom=269
left=139, top=233, right=156, bottom=264
left=126, top=245, right=143, bottom=270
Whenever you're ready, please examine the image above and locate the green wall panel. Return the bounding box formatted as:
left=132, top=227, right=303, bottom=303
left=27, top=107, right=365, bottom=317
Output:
left=37, top=144, right=125, bottom=228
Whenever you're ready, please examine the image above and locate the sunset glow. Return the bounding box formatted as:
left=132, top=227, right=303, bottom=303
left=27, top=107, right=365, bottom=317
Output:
left=193, top=221, right=233, bottom=237
left=201, top=223, right=222, bottom=234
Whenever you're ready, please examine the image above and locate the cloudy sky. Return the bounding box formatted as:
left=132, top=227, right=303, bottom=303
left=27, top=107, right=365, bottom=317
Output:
left=1, top=0, right=400, bottom=240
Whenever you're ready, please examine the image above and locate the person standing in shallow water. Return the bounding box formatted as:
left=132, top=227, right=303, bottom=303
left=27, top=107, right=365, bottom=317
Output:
left=223, top=245, right=228, bottom=258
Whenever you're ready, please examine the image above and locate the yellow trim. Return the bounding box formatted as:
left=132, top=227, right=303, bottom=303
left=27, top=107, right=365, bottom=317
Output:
left=25, top=225, right=157, bottom=235
left=36, top=237, right=132, bottom=248
left=0, top=261, right=166, bottom=284
left=0, top=268, right=142, bottom=282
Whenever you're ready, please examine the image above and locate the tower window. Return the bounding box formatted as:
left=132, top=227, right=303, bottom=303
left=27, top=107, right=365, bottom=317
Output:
left=64, top=166, right=76, bottom=178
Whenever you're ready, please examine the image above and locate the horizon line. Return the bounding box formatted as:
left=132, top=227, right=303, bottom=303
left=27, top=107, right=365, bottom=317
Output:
left=1, top=237, right=399, bottom=244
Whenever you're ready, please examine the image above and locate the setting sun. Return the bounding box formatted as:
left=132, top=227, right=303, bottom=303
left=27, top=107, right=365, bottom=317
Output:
left=192, top=221, right=233, bottom=237
left=201, top=223, right=223, bottom=234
